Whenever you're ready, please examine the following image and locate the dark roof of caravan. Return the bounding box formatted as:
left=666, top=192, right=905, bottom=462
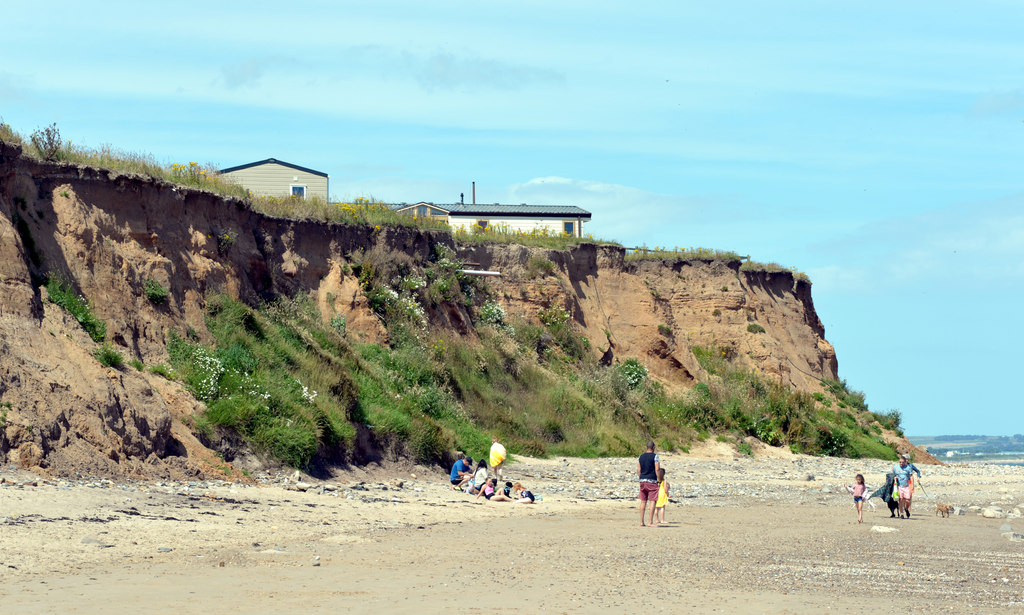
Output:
left=219, top=158, right=328, bottom=178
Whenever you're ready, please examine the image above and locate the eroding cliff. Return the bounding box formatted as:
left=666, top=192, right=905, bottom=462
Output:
left=0, top=141, right=853, bottom=478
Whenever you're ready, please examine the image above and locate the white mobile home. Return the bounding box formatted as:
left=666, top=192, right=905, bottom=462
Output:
left=393, top=203, right=592, bottom=237
left=219, top=158, right=329, bottom=201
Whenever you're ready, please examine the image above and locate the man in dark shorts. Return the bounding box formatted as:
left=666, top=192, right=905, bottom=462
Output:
left=637, top=440, right=661, bottom=527
left=449, top=453, right=473, bottom=489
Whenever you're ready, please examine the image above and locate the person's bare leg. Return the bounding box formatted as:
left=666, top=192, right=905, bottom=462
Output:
left=640, top=501, right=648, bottom=526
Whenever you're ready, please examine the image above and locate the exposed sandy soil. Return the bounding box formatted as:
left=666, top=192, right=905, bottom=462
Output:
left=2, top=452, right=1022, bottom=614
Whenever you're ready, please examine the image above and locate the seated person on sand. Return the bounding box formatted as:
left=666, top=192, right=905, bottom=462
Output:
left=475, top=478, right=514, bottom=502
left=449, top=453, right=474, bottom=490
left=460, top=459, right=489, bottom=494
left=511, top=482, right=535, bottom=504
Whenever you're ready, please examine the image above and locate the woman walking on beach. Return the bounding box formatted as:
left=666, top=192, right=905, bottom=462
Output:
left=893, top=454, right=922, bottom=518
left=845, top=473, right=868, bottom=523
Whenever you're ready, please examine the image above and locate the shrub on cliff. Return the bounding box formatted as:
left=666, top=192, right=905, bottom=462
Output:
left=45, top=276, right=107, bottom=343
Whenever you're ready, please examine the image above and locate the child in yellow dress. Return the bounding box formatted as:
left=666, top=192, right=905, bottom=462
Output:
left=654, top=468, right=669, bottom=525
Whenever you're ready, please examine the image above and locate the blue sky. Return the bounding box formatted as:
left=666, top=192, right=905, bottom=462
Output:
left=3, top=2, right=1023, bottom=437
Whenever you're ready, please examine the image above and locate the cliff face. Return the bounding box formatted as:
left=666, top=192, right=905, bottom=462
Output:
left=459, top=243, right=837, bottom=394
left=0, top=142, right=841, bottom=477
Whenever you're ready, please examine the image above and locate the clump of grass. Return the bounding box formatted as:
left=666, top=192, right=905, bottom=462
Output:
left=657, top=324, right=672, bottom=336
left=526, top=255, right=556, bottom=279
left=45, top=276, right=106, bottom=342
left=144, top=279, right=169, bottom=305
left=93, top=343, right=124, bottom=368
left=0, top=117, right=25, bottom=146
left=746, top=323, right=766, bottom=334
left=148, top=364, right=177, bottom=379
left=129, top=358, right=144, bottom=371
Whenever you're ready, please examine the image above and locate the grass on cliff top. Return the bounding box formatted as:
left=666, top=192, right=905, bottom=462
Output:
left=162, top=243, right=889, bottom=470
left=625, top=246, right=809, bottom=282
left=452, top=224, right=621, bottom=249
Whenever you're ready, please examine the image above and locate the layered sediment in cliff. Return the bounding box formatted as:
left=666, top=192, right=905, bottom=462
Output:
left=0, top=141, right=849, bottom=477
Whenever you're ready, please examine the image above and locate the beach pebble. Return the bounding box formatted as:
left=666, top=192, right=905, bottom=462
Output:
left=981, top=508, right=1005, bottom=519
left=871, top=526, right=899, bottom=533
left=157, top=547, right=173, bottom=552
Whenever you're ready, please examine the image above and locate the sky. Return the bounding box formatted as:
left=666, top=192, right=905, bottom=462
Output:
left=3, top=1, right=1022, bottom=437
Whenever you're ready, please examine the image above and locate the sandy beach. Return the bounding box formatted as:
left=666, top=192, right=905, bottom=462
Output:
left=2, top=446, right=1023, bottom=614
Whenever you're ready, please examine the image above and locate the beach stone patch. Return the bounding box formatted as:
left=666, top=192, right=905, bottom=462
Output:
left=1001, top=532, right=1024, bottom=542
left=981, top=507, right=1005, bottom=519
left=871, top=526, right=899, bottom=533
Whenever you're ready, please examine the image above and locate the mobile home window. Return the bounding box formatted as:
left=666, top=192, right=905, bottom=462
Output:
left=291, top=185, right=307, bottom=198
left=563, top=221, right=575, bottom=236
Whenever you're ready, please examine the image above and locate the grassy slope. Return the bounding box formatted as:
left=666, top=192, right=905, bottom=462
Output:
left=155, top=245, right=900, bottom=469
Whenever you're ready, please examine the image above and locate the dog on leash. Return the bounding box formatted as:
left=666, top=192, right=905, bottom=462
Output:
left=935, top=504, right=953, bottom=518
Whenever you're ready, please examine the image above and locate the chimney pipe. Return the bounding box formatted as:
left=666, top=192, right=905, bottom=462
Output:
left=460, top=192, right=464, bottom=204
left=472, top=182, right=476, bottom=205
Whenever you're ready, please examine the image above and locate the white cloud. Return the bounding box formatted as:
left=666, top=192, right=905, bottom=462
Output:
left=219, top=56, right=303, bottom=89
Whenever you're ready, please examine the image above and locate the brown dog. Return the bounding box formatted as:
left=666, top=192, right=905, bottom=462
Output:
left=935, top=504, right=953, bottom=517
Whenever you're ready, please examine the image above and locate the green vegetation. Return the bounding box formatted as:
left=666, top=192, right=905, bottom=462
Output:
left=624, top=246, right=810, bottom=282
left=45, top=276, right=106, bottom=342
left=453, top=224, right=618, bottom=250
left=657, top=324, right=672, bottom=336
left=144, top=279, right=169, bottom=305
left=747, top=323, right=766, bottom=334
left=148, top=364, right=177, bottom=380
left=740, top=260, right=810, bottom=283
left=129, top=358, right=145, bottom=371
left=651, top=344, right=899, bottom=460
left=93, top=343, right=124, bottom=368
left=627, top=246, right=743, bottom=262
left=526, top=256, right=556, bottom=279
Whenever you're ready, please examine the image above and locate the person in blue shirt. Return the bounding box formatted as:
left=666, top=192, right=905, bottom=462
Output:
left=892, top=454, right=922, bottom=518
left=449, top=453, right=473, bottom=489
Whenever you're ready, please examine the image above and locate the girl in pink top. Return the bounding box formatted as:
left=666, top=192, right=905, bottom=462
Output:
left=845, top=474, right=869, bottom=523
